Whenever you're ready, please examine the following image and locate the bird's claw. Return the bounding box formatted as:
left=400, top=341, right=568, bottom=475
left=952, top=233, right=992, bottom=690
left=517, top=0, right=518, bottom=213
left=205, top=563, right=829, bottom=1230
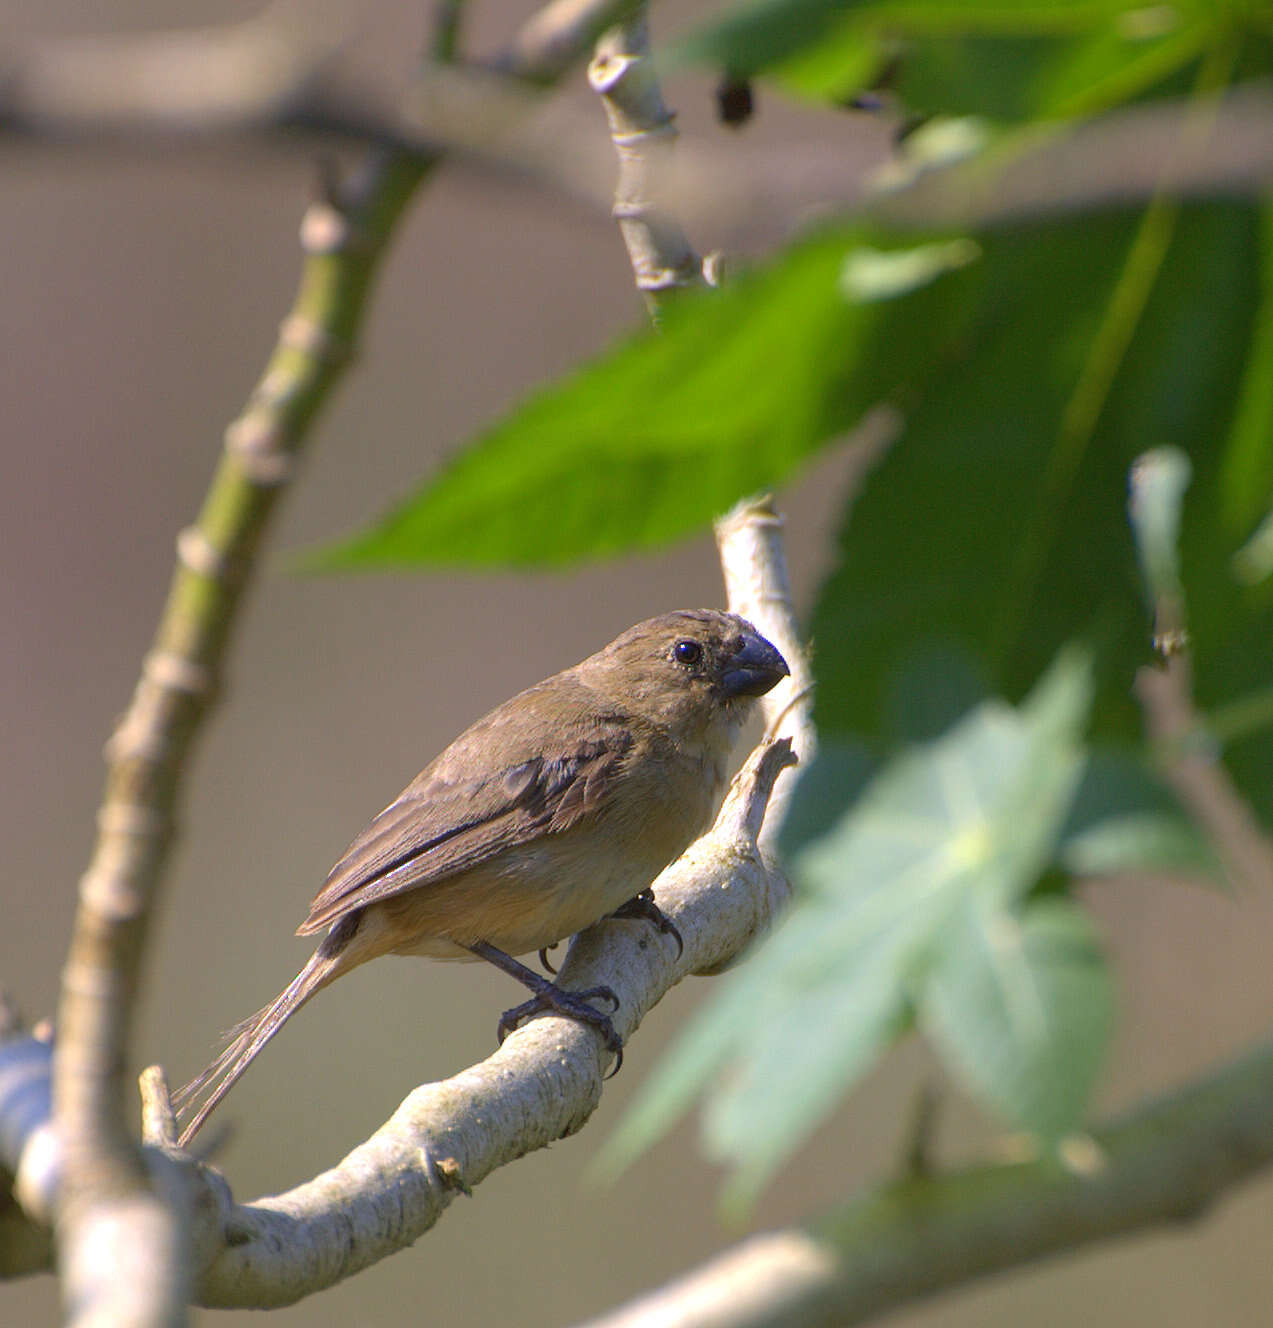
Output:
left=497, top=983, right=624, bottom=1074
left=608, top=888, right=684, bottom=959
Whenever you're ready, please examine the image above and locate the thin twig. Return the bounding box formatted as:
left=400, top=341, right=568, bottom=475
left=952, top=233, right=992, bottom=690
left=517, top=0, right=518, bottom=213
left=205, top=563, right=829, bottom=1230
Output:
left=715, top=495, right=817, bottom=854
left=1136, top=656, right=1273, bottom=891
left=54, top=142, right=427, bottom=1328
left=588, top=9, right=711, bottom=315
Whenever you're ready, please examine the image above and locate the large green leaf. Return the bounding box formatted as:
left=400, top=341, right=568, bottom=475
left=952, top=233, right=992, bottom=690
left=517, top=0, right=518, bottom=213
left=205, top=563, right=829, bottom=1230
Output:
left=811, top=202, right=1273, bottom=813
left=921, top=894, right=1112, bottom=1142
left=310, top=229, right=980, bottom=568
left=603, top=649, right=1102, bottom=1208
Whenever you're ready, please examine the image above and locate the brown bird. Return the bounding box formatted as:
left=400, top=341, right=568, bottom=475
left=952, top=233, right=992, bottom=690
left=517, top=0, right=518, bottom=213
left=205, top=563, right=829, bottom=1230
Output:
left=174, top=610, right=788, bottom=1145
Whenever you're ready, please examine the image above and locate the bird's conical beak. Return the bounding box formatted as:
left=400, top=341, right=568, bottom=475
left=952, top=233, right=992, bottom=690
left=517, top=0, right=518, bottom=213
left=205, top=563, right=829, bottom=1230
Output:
left=720, top=631, right=789, bottom=699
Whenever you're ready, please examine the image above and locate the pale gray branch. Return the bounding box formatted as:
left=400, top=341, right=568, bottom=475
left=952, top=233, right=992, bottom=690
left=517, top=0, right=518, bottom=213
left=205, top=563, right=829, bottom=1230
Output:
left=190, top=736, right=797, bottom=1307
left=716, top=495, right=816, bottom=854
left=588, top=11, right=711, bottom=309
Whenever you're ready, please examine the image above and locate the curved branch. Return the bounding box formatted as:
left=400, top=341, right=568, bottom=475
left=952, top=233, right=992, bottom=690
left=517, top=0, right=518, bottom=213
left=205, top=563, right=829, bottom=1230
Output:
left=172, top=504, right=808, bottom=1305
left=581, top=1036, right=1273, bottom=1327
left=52, top=143, right=429, bottom=1328
left=187, top=737, right=796, bottom=1307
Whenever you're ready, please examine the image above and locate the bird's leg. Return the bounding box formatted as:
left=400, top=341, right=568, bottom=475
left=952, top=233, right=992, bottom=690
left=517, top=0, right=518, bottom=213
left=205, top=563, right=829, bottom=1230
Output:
left=607, top=888, right=684, bottom=958
left=466, top=940, right=624, bottom=1072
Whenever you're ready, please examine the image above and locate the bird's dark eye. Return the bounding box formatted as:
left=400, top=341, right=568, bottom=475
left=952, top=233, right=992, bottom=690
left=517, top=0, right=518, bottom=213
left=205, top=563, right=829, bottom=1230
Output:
left=673, top=638, right=703, bottom=666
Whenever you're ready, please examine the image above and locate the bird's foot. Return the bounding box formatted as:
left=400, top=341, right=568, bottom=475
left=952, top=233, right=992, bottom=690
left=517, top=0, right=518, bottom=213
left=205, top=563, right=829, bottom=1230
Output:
left=466, top=940, right=624, bottom=1074
left=608, top=888, right=684, bottom=958
left=497, top=985, right=624, bottom=1074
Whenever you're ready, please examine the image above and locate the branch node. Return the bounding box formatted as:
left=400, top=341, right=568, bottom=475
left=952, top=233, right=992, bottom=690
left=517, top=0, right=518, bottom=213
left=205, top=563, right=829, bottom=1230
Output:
left=610, top=121, right=677, bottom=148
left=223, top=416, right=294, bottom=485
left=143, top=648, right=214, bottom=697
left=586, top=50, right=636, bottom=94
left=299, top=199, right=359, bottom=255
left=77, top=866, right=148, bottom=923
left=1058, top=1133, right=1106, bottom=1177
left=433, top=1156, right=472, bottom=1196
left=139, top=1066, right=178, bottom=1148
left=175, top=524, right=233, bottom=580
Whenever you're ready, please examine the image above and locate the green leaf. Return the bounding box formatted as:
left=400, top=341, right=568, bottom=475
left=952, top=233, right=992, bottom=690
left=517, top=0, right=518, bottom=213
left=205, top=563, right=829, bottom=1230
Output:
left=672, top=0, right=1217, bottom=119
left=1058, top=747, right=1220, bottom=880
left=921, top=894, right=1113, bottom=1142
left=1128, top=446, right=1192, bottom=608
left=604, top=648, right=1099, bottom=1206
left=1226, top=209, right=1273, bottom=585
left=811, top=203, right=1273, bottom=812
left=308, top=228, right=980, bottom=569
left=775, top=739, right=876, bottom=861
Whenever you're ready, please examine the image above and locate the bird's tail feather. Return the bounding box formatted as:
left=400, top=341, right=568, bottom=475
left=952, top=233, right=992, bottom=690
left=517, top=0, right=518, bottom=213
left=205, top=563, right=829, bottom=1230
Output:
left=174, top=939, right=345, bottom=1148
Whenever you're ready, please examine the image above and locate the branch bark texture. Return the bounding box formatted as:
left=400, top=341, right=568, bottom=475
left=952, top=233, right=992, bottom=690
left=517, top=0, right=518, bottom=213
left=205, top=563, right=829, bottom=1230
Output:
left=588, top=11, right=711, bottom=312
left=189, top=736, right=796, bottom=1306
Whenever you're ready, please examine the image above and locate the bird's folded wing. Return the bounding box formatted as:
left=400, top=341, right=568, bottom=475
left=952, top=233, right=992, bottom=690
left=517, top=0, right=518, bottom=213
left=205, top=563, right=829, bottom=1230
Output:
left=297, top=698, right=633, bottom=936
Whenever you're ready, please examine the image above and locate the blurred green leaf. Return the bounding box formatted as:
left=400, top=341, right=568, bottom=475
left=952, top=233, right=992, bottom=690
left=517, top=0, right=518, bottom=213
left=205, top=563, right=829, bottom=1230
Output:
left=604, top=648, right=1100, bottom=1208
left=1227, top=210, right=1273, bottom=584
left=673, top=0, right=1218, bottom=118
left=883, top=641, right=989, bottom=742
left=1128, top=446, right=1192, bottom=608
left=1062, top=810, right=1219, bottom=879
left=776, top=739, right=877, bottom=860
left=1058, top=748, right=1221, bottom=879
left=308, top=229, right=980, bottom=569
left=921, top=894, right=1112, bottom=1141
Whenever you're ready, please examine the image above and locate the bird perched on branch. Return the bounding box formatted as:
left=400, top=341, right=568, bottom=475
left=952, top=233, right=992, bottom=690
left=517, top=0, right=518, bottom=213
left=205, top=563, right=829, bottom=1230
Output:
left=175, top=609, right=788, bottom=1145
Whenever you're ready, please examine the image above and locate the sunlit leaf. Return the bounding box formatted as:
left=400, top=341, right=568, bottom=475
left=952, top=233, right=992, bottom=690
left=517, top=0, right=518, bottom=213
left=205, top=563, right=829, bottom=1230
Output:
left=309, top=229, right=978, bottom=568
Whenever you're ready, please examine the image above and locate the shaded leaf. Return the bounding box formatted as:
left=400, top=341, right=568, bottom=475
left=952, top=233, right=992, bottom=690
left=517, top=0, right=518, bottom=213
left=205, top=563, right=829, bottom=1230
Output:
left=1058, top=747, right=1220, bottom=879
left=605, top=649, right=1098, bottom=1205
left=775, top=739, right=876, bottom=861
left=811, top=203, right=1273, bottom=815
left=921, top=894, right=1113, bottom=1141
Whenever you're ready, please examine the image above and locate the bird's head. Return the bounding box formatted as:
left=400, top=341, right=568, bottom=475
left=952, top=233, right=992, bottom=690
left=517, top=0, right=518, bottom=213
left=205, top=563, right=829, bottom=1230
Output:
left=580, top=609, right=790, bottom=742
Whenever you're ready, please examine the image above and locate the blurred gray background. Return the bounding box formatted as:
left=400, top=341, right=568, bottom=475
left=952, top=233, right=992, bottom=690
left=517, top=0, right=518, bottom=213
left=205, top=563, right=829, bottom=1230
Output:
left=6, top=2, right=1273, bottom=1324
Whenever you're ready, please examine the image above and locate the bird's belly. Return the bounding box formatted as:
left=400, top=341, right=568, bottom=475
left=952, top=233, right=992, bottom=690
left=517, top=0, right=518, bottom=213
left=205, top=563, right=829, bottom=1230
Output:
left=380, top=825, right=676, bottom=960
left=379, top=746, right=721, bottom=961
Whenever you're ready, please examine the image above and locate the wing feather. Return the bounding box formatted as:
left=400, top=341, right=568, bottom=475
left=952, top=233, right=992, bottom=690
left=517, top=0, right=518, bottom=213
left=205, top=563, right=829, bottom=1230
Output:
left=298, top=682, right=632, bottom=936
